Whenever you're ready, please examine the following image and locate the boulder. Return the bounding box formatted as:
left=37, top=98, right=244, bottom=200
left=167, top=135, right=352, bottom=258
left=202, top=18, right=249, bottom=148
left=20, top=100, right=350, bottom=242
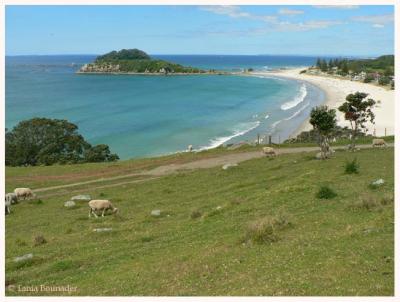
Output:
left=93, top=228, right=113, bottom=232
left=222, top=163, right=238, bottom=170
left=151, top=209, right=161, bottom=217
left=71, top=195, right=91, bottom=202
left=64, top=201, right=76, bottom=208
left=14, top=253, right=33, bottom=263
left=372, top=179, right=385, bottom=186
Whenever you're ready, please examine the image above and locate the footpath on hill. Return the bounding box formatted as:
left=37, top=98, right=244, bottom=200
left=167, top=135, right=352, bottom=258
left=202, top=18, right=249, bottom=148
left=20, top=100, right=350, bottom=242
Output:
left=34, top=144, right=393, bottom=196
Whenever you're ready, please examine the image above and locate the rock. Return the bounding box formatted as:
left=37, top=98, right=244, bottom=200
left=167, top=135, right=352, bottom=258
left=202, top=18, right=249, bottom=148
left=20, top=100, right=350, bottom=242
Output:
left=64, top=201, right=76, bottom=208
left=315, top=152, right=322, bottom=160
left=372, top=179, right=385, bottom=186
left=216, top=206, right=223, bottom=210
left=151, top=209, right=161, bottom=217
left=222, top=163, right=238, bottom=170
left=93, top=228, right=112, bottom=232
left=71, top=195, right=91, bottom=202
left=14, top=253, right=33, bottom=262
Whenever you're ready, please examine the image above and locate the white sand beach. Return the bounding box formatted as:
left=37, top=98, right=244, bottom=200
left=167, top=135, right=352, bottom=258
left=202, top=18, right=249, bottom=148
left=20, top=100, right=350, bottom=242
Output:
left=252, top=68, right=395, bottom=137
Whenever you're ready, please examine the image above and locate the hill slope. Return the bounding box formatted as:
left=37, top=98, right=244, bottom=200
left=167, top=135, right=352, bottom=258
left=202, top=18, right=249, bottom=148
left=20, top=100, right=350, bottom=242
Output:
left=5, top=147, right=394, bottom=296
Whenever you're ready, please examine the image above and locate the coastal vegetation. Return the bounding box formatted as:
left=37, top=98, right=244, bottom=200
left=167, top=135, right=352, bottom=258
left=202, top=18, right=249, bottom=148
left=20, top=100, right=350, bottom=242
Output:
left=312, top=55, right=394, bottom=88
left=5, top=145, right=393, bottom=295
left=309, top=106, right=337, bottom=159
left=338, top=92, right=376, bottom=151
left=78, top=48, right=205, bottom=74
left=5, top=118, right=119, bottom=166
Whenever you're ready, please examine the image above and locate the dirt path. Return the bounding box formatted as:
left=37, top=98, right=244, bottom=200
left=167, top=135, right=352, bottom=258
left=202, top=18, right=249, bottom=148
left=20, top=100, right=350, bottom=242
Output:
left=33, top=144, right=393, bottom=195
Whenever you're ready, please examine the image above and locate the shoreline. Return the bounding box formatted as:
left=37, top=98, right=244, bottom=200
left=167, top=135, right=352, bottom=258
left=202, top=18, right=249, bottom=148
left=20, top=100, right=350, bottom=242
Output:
left=250, top=68, right=395, bottom=138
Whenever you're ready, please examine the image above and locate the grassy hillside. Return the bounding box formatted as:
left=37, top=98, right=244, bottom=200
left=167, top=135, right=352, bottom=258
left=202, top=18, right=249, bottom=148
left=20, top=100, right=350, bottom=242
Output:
left=5, top=146, right=394, bottom=296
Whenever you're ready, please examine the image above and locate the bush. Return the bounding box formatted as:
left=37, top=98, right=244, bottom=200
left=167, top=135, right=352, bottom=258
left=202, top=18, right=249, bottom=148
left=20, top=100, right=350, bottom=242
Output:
left=381, top=193, right=394, bottom=205
left=300, top=69, right=307, bottom=74
left=33, top=235, right=47, bottom=246
left=378, top=76, right=391, bottom=86
left=352, top=195, right=381, bottom=210
left=245, top=214, right=291, bottom=244
left=316, top=185, right=337, bottom=199
left=190, top=210, right=202, bottom=219
left=344, top=158, right=359, bottom=174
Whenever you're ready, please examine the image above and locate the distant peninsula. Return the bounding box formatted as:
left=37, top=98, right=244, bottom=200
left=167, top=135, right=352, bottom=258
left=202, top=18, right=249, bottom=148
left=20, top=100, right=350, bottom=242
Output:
left=77, top=49, right=224, bottom=75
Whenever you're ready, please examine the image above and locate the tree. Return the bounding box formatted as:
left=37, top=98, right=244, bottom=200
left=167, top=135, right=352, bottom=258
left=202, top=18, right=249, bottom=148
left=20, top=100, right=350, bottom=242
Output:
left=341, top=60, right=349, bottom=74
left=5, top=118, right=119, bottom=166
left=309, top=106, right=337, bottom=159
left=84, top=144, right=119, bottom=163
left=338, top=92, right=376, bottom=151
left=316, top=58, right=322, bottom=69
left=320, top=59, right=328, bottom=72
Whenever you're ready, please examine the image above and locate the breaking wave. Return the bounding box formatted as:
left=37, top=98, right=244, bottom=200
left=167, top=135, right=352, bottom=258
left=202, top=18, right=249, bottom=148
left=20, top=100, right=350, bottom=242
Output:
left=198, top=121, right=261, bottom=151
left=280, top=83, right=307, bottom=111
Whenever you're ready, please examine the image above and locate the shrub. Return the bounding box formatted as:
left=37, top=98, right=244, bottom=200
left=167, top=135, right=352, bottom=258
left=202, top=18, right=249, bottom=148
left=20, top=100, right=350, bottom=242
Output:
left=316, top=185, right=337, bottom=199
left=381, top=193, right=394, bottom=205
left=245, top=214, right=291, bottom=244
left=352, top=195, right=381, bottom=210
left=33, top=235, right=47, bottom=246
left=344, top=158, right=359, bottom=174
left=300, top=69, right=307, bottom=74
left=246, top=217, right=279, bottom=244
left=190, top=210, right=202, bottom=219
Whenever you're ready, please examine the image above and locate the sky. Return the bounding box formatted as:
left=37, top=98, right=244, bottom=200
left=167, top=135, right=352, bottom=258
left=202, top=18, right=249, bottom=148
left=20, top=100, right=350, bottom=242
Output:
left=5, top=5, right=394, bottom=56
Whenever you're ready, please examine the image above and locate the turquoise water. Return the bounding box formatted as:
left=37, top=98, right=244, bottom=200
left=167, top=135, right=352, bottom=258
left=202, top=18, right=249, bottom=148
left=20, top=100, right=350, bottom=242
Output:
left=6, top=55, right=325, bottom=159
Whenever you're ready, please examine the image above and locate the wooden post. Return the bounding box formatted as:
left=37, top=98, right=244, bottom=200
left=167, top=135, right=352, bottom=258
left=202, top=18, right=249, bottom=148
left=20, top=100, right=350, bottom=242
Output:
left=385, top=128, right=387, bottom=137
left=268, top=135, right=272, bottom=145
left=257, top=133, right=260, bottom=145
left=278, top=135, right=281, bottom=144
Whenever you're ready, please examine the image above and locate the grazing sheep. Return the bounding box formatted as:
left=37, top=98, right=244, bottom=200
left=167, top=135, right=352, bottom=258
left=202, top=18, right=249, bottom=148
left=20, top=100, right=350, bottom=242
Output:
left=14, top=188, right=36, bottom=201
left=5, top=193, right=18, bottom=205
left=88, top=200, right=118, bottom=218
left=263, top=147, right=276, bottom=157
left=5, top=197, right=11, bottom=215
left=372, top=138, right=387, bottom=147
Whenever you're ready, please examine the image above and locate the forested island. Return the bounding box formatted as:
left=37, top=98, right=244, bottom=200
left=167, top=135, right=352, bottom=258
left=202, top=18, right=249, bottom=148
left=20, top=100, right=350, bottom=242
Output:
left=77, top=48, right=216, bottom=75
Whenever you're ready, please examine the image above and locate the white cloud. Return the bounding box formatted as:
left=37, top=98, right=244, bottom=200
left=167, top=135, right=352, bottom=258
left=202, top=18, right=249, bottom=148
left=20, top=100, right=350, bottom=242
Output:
left=199, top=5, right=277, bottom=22
left=278, top=8, right=304, bottom=15
left=352, top=14, right=394, bottom=24
left=313, top=5, right=359, bottom=10
left=199, top=5, right=342, bottom=33
left=372, top=24, right=385, bottom=28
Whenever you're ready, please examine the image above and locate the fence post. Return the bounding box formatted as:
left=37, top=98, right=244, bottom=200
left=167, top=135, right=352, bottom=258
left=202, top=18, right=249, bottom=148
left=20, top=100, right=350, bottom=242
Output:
left=268, top=135, right=272, bottom=145
left=385, top=128, right=387, bottom=137
left=257, top=133, right=260, bottom=145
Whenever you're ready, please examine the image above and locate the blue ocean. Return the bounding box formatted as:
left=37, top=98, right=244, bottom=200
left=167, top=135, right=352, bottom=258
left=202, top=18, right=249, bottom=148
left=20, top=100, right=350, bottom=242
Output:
left=5, top=55, right=325, bottom=159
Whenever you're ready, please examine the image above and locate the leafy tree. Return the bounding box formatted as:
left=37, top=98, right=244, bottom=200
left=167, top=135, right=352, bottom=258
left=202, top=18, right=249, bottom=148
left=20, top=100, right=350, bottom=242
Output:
left=309, top=106, right=337, bottom=159
left=378, top=76, right=391, bottom=86
left=338, top=92, right=376, bottom=151
left=84, top=144, right=119, bottom=163
left=5, top=118, right=119, bottom=166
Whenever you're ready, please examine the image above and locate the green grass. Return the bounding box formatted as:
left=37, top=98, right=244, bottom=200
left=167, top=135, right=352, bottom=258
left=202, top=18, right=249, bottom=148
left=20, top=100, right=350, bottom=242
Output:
left=5, top=135, right=393, bottom=192
left=5, top=147, right=394, bottom=296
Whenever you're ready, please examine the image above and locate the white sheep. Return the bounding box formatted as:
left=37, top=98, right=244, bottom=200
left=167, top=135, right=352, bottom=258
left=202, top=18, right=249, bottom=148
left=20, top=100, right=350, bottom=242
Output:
left=263, top=147, right=276, bottom=157
left=5, top=197, right=11, bottom=215
left=6, top=193, right=18, bottom=205
left=14, top=188, right=36, bottom=201
left=88, top=200, right=119, bottom=218
left=372, top=138, right=387, bottom=147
